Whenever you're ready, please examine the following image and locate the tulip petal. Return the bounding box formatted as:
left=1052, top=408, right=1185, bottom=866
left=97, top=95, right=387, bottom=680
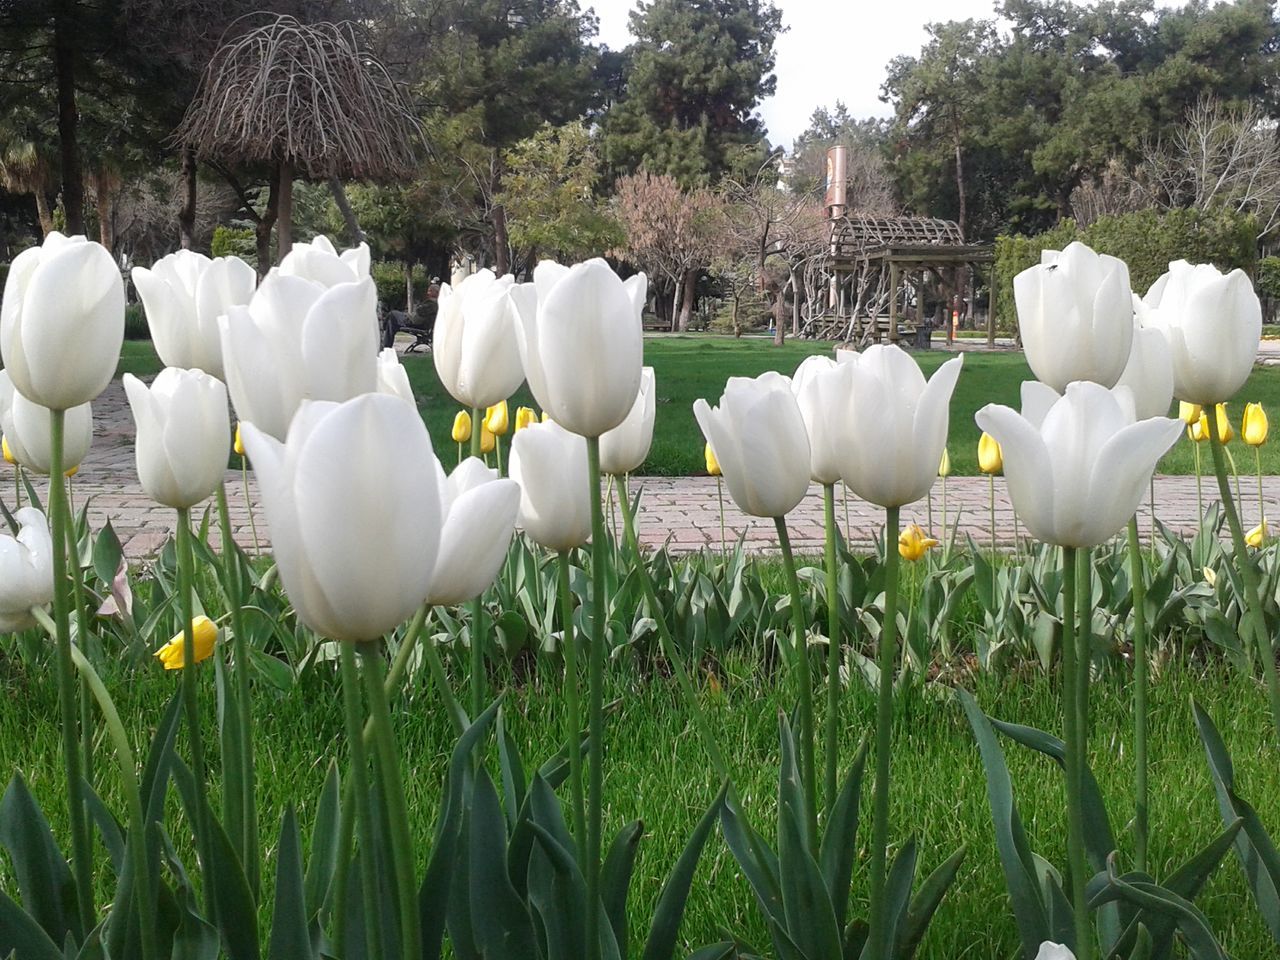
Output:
left=975, top=403, right=1055, bottom=544
left=429, top=477, right=520, bottom=605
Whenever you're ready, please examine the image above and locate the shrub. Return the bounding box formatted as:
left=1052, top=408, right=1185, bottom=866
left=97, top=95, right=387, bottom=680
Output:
left=992, top=208, right=1258, bottom=331
left=124, top=303, right=150, bottom=340
left=211, top=225, right=258, bottom=267
left=372, top=260, right=430, bottom=311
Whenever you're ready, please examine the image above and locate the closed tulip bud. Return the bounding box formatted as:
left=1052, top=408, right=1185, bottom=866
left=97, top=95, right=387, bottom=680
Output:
left=978, top=432, right=1003, bottom=475
left=434, top=270, right=525, bottom=410
left=1, top=436, right=12, bottom=465
left=600, top=367, right=656, bottom=475
left=234, top=424, right=245, bottom=457
left=1190, top=412, right=1210, bottom=443
left=511, top=259, right=646, bottom=437
left=278, top=235, right=370, bottom=287
left=1035, top=944, right=1075, bottom=960
left=376, top=348, right=415, bottom=405
left=514, top=406, right=537, bottom=432
left=705, top=442, right=721, bottom=477
left=1203, top=566, right=1217, bottom=587
left=240, top=395, right=443, bottom=642
left=131, top=251, right=255, bottom=378
left=1179, top=401, right=1202, bottom=425
left=154, top=615, right=218, bottom=670
left=485, top=399, right=510, bottom=436
left=64, top=465, right=78, bottom=478
left=509, top=419, right=592, bottom=551
left=541, top=410, right=550, bottom=423
left=976, top=381, right=1182, bottom=548
left=427, top=458, right=520, bottom=605
left=898, top=523, right=939, bottom=562
left=2, top=232, right=125, bottom=410
left=452, top=410, right=472, bottom=444
left=1243, top=402, right=1268, bottom=446
left=792, top=355, right=851, bottom=486
left=938, top=448, right=951, bottom=477
left=0, top=371, right=93, bottom=475
left=480, top=423, right=496, bottom=454
left=124, top=368, right=231, bottom=509
left=0, top=507, right=53, bottom=632
left=1115, top=317, right=1175, bottom=420
left=1214, top=403, right=1233, bottom=443
left=1247, top=519, right=1268, bottom=548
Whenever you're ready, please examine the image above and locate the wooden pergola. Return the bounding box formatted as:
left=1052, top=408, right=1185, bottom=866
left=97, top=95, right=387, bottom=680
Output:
left=822, top=216, right=994, bottom=346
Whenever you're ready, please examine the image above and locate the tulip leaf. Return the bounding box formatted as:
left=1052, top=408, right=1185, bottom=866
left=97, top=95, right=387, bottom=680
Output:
left=883, top=835, right=919, bottom=956
left=268, top=808, right=313, bottom=960
left=0, top=890, right=63, bottom=960
left=92, top=520, right=123, bottom=585
left=642, top=784, right=726, bottom=960
left=497, top=710, right=528, bottom=831
left=468, top=768, right=538, bottom=960
left=527, top=818, right=589, bottom=960
left=0, top=773, right=80, bottom=947
left=819, top=736, right=869, bottom=931
left=81, top=780, right=125, bottom=877
left=603, top=820, right=644, bottom=960
left=1089, top=868, right=1227, bottom=960
left=777, top=787, right=842, bottom=960
left=303, top=763, right=341, bottom=919
left=897, top=845, right=966, bottom=960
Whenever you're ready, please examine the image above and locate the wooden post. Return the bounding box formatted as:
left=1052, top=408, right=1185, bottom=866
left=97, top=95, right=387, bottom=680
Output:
left=888, top=260, right=899, bottom=343
left=917, top=268, right=927, bottom=347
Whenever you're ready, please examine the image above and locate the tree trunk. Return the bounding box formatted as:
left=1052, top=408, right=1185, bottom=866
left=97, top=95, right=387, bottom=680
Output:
left=330, top=177, right=364, bottom=244
left=951, top=111, right=966, bottom=241
left=771, top=288, right=785, bottom=346
left=52, top=0, right=85, bottom=235
left=492, top=204, right=509, bottom=275
left=276, top=161, right=294, bottom=262
left=34, top=191, right=53, bottom=236
left=254, top=176, right=280, bottom=280
left=405, top=261, right=415, bottom=312
left=731, top=294, right=741, bottom=337
left=671, top=275, right=682, bottom=332
left=178, top=148, right=198, bottom=250
left=789, top=268, right=801, bottom=336
left=96, top=177, right=114, bottom=252
left=678, top=269, right=697, bottom=331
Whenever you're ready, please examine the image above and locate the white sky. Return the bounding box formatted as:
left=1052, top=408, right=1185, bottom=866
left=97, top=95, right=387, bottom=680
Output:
left=590, top=0, right=1187, bottom=147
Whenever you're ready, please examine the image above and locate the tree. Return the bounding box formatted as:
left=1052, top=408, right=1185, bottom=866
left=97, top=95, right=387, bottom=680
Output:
left=601, top=0, right=783, bottom=185
left=788, top=104, right=896, bottom=214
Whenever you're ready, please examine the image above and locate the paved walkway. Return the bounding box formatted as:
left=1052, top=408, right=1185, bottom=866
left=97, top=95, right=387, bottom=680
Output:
left=4, top=383, right=1268, bottom=559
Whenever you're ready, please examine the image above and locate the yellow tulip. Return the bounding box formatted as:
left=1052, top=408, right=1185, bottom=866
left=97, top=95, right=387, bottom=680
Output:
left=451, top=410, right=472, bottom=444
left=541, top=410, right=550, bottom=423
left=1179, top=401, right=1202, bottom=425
left=514, top=406, right=537, bottom=432
left=938, top=448, right=951, bottom=477
left=1190, top=412, right=1208, bottom=443
left=898, top=523, right=939, bottom=562
left=1, top=435, right=12, bottom=465
left=978, top=432, right=1003, bottom=475
left=234, top=424, right=245, bottom=457
left=1243, top=402, right=1268, bottom=447
left=1203, top=566, right=1217, bottom=587
left=480, top=423, right=496, bottom=454
left=704, top=442, right=721, bottom=477
left=154, top=615, right=218, bottom=670
left=485, top=400, right=510, bottom=436
left=65, top=465, right=78, bottom=478
left=1247, top=519, right=1268, bottom=548
left=1215, top=403, right=1233, bottom=443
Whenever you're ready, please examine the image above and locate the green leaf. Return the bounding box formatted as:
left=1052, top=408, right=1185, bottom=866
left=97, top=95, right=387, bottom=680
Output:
left=642, top=784, right=726, bottom=960
left=0, top=773, right=80, bottom=946
left=0, top=890, right=63, bottom=960
left=603, top=820, right=644, bottom=960
left=897, top=845, right=966, bottom=960
left=527, top=819, right=588, bottom=960
left=92, top=520, right=123, bottom=585
left=1090, top=869, right=1226, bottom=960
left=819, top=737, right=869, bottom=931
left=777, top=786, right=842, bottom=960
left=883, top=836, right=919, bottom=957
left=304, top=763, right=341, bottom=919
left=468, top=769, right=538, bottom=959
left=269, top=808, right=312, bottom=960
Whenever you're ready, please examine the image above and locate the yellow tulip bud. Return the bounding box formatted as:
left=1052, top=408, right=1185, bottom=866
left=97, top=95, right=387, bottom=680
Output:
left=485, top=400, right=510, bottom=436
left=704, top=442, right=721, bottom=477
left=1, top=435, right=12, bottom=465
left=1179, top=401, right=1202, bottom=425
left=1243, top=402, right=1268, bottom=447
left=1190, top=412, right=1210, bottom=443
left=1215, top=403, right=1233, bottom=444
left=1202, top=566, right=1217, bottom=587
left=480, top=423, right=496, bottom=454
left=898, top=523, right=939, bottom=562
left=1247, top=519, right=1268, bottom=549
left=938, top=448, right=951, bottom=477
left=514, top=406, right=537, bottom=432
left=978, top=433, right=1003, bottom=475
left=154, top=615, right=218, bottom=670
left=541, top=411, right=550, bottom=423
left=451, top=410, right=472, bottom=444
left=65, top=465, right=78, bottom=478
left=234, top=424, right=245, bottom=457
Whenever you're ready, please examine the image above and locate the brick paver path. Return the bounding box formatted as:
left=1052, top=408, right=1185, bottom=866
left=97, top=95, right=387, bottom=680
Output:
left=5, top=379, right=1270, bottom=559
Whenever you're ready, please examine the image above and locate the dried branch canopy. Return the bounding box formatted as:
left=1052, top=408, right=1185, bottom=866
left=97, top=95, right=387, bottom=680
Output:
left=174, top=14, right=420, bottom=180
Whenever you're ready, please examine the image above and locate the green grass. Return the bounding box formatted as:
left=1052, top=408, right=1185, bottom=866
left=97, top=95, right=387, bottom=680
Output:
left=1, top=645, right=1275, bottom=957
left=117, top=336, right=1280, bottom=477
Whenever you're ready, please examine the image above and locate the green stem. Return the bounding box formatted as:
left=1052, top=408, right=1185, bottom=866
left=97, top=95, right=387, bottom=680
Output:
left=470, top=407, right=482, bottom=458
left=469, top=593, right=486, bottom=723
left=360, top=644, right=421, bottom=960
left=1061, top=545, right=1092, bottom=960
left=1126, top=517, right=1149, bottom=872
left=217, top=484, right=258, bottom=893
left=47, top=409, right=94, bottom=932
left=176, top=508, right=215, bottom=919
left=775, top=516, right=819, bottom=847
left=421, top=632, right=468, bottom=736
left=1257, top=447, right=1266, bottom=532
left=1206, top=414, right=1280, bottom=745
left=558, top=551, right=588, bottom=863
left=338, top=643, right=383, bottom=960
left=866, top=504, right=901, bottom=958
left=716, top=476, right=726, bottom=558
left=585, top=435, right=607, bottom=960
left=942, top=474, right=949, bottom=562
left=241, top=455, right=260, bottom=556
left=822, top=483, right=842, bottom=820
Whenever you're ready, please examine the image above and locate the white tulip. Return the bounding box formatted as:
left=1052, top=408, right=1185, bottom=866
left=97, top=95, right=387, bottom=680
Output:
left=427, top=457, right=520, bottom=605
left=1035, top=943, right=1075, bottom=960
left=512, top=259, right=645, bottom=438
left=976, top=381, right=1182, bottom=548
left=279, top=235, right=370, bottom=287
left=509, top=419, right=592, bottom=551
left=220, top=275, right=378, bottom=439
left=1014, top=241, right=1133, bottom=391
left=1137, top=259, right=1261, bottom=405
left=693, top=371, right=811, bottom=518
left=240, top=394, right=442, bottom=642
left=433, top=269, right=525, bottom=409
left=1115, top=309, right=1175, bottom=420
left=123, top=368, right=231, bottom=509
left=791, top=354, right=849, bottom=486
left=0, top=371, right=92, bottom=475
left=838, top=345, right=963, bottom=509
left=600, top=366, right=656, bottom=476
left=131, top=251, right=255, bottom=377
left=1, top=231, right=124, bottom=410
left=376, top=348, right=415, bottom=405
left=0, top=508, right=54, bottom=633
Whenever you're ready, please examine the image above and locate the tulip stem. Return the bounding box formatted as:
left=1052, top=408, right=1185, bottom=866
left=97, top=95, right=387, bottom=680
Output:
left=942, top=474, right=950, bottom=561
left=48, top=409, right=95, bottom=933
left=240, top=455, right=260, bottom=556
left=422, top=632, right=469, bottom=736
left=470, top=406, right=482, bottom=458
left=469, top=408, right=487, bottom=721
left=338, top=642, right=384, bottom=960
left=360, top=643, right=422, bottom=960
left=822, top=483, right=842, bottom=820
left=558, top=550, right=588, bottom=864
left=176, top=508, right=216, bottom=920
left=1256, top=447, right=1265, bottom=533
left=585, top=435, right=607, bottom=960
left=866, top=504, right=901, bottom=960
left=1060, top=545, right=1092, bottom=960
left=1126, top=517, right=1149, bottom=872
left=716, top=476, right=726, bottom=558
left=1206, top=415, right=1280, bottom=745
left=775, top=516, right=819, bottom=847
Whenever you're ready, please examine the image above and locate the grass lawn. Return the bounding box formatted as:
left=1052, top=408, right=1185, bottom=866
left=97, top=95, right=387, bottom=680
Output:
left=117, top=335, right=1280, bottom=476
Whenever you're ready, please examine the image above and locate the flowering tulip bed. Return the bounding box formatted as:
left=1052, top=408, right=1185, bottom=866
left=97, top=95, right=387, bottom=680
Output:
left=2, top=234, right=1280, bottom=960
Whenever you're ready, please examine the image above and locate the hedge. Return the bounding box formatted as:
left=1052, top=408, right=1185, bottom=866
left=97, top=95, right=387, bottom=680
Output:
left=992, top=208, right=1257, bottom=331
left=372, top=260, right=431, bottom=311
left=211, top=225, right=257, bottom=267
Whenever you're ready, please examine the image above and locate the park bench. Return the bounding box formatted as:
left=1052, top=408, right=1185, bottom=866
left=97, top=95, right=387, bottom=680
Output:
left=380, top=301, right=437, bottom=353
